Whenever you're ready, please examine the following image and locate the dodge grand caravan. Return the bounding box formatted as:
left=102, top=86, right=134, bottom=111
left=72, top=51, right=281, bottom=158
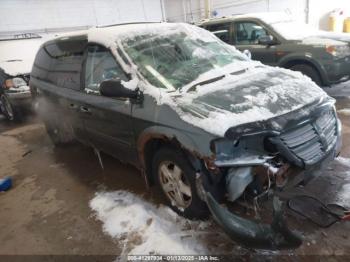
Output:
left=30, top=22, right=342, bottom=249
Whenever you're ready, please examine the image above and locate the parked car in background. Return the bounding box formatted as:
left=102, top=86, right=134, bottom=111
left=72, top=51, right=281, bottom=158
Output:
left=198, top=13, right=350, bottom=86
left=0, top=35, right=44, bottom=120
left=31, top=23, right=341, bottom=249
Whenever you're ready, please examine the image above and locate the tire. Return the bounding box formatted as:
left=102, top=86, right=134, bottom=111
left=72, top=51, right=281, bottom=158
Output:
left=152, top=147, right=209, bottom=219
left=0, top=94, right=20, bottom=121
left=289, top=64, right=322, bottom=86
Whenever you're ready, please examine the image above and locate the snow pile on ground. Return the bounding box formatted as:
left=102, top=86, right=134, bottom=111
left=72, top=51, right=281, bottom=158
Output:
left=336, top=156, right=350, bottom=168
left=338, top=183, right=350, bottom=206
left=89, top=191, right=209, bottom=255
left=325, top=80, right=350, bottom=97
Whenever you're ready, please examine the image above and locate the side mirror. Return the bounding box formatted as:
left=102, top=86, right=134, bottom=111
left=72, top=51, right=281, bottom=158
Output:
left=258, top=35, right=275, bottom=46
left=243, top=49, right=252, bottom=59
left=99, top=79, right=142, bottom=102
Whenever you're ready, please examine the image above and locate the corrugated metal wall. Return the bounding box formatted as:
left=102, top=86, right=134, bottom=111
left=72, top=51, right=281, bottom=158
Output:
left=0, top=0, right=163, bottom=33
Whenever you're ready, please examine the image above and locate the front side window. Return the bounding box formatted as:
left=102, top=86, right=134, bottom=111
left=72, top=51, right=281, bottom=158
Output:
left=234, top=22, right=268, bottom=45
left=206, top=23, right=231, bottom=43
left=120, top=25, right=247, bottom=90
left=84, top=45, right=128, bottom=94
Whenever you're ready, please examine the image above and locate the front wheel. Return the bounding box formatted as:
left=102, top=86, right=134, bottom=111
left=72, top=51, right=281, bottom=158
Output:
left=0, top=94, right=19, bottom=121
left=289, top=64, right=322, bottom=86
left=152, top=147, right=209, bottom=219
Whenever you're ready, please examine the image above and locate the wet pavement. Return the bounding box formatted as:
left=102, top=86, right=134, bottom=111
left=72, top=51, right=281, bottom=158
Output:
left=0, top=95, right=349, bottom=260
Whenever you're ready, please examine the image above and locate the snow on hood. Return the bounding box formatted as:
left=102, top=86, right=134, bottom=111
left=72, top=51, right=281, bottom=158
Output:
left=301, top=37, right=347, bottom=46
left=89, top=191, right=209, bottom=255
left=166, top=65, right=327, bottom=137
left=0, top=38, right=45, bottom=76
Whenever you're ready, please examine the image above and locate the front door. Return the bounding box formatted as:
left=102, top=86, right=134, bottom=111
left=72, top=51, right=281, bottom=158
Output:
left=80, top=44, right=137, bottom=164
left=234, top=21, right=277, bottom=65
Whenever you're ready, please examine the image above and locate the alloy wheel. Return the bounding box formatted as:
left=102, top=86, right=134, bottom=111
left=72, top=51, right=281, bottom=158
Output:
left=158, top=161, right=192, bottom=209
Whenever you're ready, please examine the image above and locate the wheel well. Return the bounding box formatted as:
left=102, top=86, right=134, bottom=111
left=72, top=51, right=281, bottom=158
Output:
left=283, top=60, right=323, bottom=79
left=142, top=138, right=197, bottom=186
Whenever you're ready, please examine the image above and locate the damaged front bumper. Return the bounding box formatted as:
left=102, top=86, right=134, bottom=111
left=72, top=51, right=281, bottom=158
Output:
left=198, top=110, right=343, bottom=249
left=207, top=193, right=302, bottom=250
left=197, top=175, right=302, bottom=250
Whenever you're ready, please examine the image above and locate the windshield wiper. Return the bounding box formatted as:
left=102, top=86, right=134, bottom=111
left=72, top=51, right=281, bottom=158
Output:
left=185, top=67, right=250, bottom=93
left=186, top=75, right=225, bottom=92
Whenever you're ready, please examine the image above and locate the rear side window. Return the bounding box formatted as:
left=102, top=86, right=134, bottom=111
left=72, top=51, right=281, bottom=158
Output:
left=234, top=21, right=268, bottom=45
left=206, top=23, right=231, bottom=43
left=31, top=46, right=53, bottom=81
left=84, top=45, right=128, bottom=95
left=32, top=36, right=87, bottom=90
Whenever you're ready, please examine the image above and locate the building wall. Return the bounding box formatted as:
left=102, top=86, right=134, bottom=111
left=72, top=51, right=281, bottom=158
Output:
left=164, top=0, right=306, bottom=23
left=308, top=0, right=350, bottom=30
left=0, top=0, right=164, bottom=33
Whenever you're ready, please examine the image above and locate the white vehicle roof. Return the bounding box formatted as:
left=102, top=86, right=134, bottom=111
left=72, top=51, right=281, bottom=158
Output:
left=197, top=12, right=292, bottom=25
left=0, top=35, right=57, bottom=76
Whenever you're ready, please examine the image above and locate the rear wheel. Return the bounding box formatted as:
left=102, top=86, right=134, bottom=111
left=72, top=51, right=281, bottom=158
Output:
left=152, top=147, right=209, bottom=219
left=289, top=64, right=322, bottom=86
left=44, top=114, right=75, bottom=146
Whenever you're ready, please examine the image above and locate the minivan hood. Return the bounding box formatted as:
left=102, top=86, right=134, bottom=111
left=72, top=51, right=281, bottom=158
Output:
left=175, top=66, right=327, bottom=137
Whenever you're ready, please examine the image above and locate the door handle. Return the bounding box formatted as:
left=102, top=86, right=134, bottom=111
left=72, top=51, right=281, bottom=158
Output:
left=69, top=103, right=79, bottom=110
left=80, top=106, right=91, bottom=114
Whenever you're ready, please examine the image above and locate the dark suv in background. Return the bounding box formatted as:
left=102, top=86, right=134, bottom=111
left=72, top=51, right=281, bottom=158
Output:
left=30, top=23, right=342, bottom=249
left=198, top=13, right=350, bottom=86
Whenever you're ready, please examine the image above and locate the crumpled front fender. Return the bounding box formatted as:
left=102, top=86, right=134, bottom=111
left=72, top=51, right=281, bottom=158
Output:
left=198, top=177, right=302, bottom=250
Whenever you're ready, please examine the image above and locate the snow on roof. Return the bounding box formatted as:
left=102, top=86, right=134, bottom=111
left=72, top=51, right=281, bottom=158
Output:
left=198, top=12, right=292, bottom=25
left=0, top=38, right=46, bottom=76
left=87, top=22, right=196, bottom=47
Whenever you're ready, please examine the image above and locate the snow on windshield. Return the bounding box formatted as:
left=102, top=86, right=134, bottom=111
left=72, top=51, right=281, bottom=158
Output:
left=120, top=23, right=247, bottom=90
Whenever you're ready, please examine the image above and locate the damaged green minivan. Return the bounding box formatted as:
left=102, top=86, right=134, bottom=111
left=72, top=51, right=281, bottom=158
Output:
left=30, top=23, right=342, bottom=250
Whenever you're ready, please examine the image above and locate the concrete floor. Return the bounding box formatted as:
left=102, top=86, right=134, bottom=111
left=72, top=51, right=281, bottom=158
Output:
left=0, top=97, right=350, bottom=260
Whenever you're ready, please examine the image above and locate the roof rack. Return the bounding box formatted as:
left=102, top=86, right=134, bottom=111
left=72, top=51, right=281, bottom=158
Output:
left=0, top=32, right=41, bottom=41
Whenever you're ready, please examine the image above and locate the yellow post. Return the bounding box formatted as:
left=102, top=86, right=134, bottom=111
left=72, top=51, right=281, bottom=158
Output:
left=329, top=16, right=336, bottom=32
left=344, top=17, right=350, bottom=33
left=204, top=0, right=211, bottom=19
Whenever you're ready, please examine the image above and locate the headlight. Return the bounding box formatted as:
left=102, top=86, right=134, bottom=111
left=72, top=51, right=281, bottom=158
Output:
left=3, top=77, right=27, bottom=89
left=326, top=45, right=350, bottom=58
